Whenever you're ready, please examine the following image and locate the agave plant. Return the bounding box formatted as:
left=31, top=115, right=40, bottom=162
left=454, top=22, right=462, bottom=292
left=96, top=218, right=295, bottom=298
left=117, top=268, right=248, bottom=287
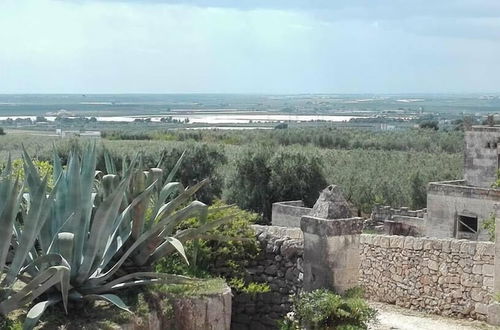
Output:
left=0, top=156, right=70, bottom=328
left=0, top=144, right=231, bottom=329
left=101, top=149, right=237, bottom=271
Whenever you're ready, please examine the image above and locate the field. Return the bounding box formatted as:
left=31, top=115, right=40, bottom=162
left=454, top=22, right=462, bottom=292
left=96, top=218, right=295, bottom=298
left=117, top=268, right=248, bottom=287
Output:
left=0, top=126, right=463, bottom=221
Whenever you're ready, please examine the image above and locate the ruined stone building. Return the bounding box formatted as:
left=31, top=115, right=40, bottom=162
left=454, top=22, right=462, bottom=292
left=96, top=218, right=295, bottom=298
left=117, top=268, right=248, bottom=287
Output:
left=426, top=125, right=500, bottom=241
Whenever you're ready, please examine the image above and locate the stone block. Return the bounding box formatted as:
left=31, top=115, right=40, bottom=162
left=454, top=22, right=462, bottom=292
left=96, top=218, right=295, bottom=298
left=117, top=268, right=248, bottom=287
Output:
left=488, top=302, right=500, bottom=325
left=390, top=236, right=404, bottom=249
left=483, top=264, right=495, bottom=277
left=300, top=216, right=363, bottom=237
left=403, top=237, right=415, bottom=249
left=413, top=238, right=423, bottom=250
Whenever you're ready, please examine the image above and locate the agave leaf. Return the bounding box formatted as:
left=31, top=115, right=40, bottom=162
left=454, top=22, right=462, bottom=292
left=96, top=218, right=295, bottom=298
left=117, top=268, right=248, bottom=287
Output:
left=23, top=297, right=61, bottom=330
left=52, top=145, right=63, bottom=185
left=84, top=272, right=197, bottom=294
left=46, top=213, right=75, bottom=255
left=153, top=179, right=208, bottom=227
left=133, top=200, right=208, bottom=266
left=165, top=151, right=185, bottom=184
left=3, top=153, right=12, bottom=176
left=96, top=181, right=157, bottom=273
left=149, top=213, right=234, bottom=264
left=20, top=253, right=70, bottom=277
left=76, top=178, right=129, bottom=284
left=163, top=237, right=189, bottom=264
left=0, top=177, right=22, bottom=275
left=148, top=168, right=163, bottom=192
left=22, top=145, right=41, bottom=189
left=104, top=149, right=117, bottom=174
left=4, top=175, right=53, bottom=286
left=73, top=143, right=97, bottom=271
left=155, top=182, right=183, bottom=216
left=130, top=170, right=148, bottom=240
left=89, top=201, right=208, bottom=285
left=85, top=294, right=131, bottom=313
left=0, top=265, right=69, bottom=316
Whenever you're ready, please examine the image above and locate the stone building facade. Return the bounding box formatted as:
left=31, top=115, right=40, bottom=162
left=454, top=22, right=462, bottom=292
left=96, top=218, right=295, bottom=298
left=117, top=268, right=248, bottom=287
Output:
left=426, top=125, right=500, bottom=241
left=236, top=226, right=497, bottom=328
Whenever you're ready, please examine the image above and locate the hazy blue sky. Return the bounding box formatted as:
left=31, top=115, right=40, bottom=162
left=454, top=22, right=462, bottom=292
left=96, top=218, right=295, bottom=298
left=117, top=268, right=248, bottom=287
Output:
left=1, top=0, right=500, bottom=94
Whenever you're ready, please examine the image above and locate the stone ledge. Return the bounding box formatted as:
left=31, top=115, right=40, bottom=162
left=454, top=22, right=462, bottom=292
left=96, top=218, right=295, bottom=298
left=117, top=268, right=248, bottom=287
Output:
left=360, top=234, right=494, bottom=256
left=301, top=216, right=363, bottom=236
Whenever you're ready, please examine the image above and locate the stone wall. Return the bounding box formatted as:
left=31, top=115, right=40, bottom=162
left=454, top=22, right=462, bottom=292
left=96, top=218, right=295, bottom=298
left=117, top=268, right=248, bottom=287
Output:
left=426, top=180, right=500, bottom=240
left=232, top=225, right=304, bottom=330
left=360, top=234, right=495, bottom=320
left=464, top=126, right=500, bottom=188
left=271, top=201, right=311, bottom=227
left=234, top=227, right=495, bottom=328
left=371, top=204, right=426, bottom=222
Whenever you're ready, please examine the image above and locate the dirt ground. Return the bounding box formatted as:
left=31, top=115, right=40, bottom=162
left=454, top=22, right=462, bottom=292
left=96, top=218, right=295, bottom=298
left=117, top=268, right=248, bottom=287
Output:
left=369, top=302, right=500, bottom=330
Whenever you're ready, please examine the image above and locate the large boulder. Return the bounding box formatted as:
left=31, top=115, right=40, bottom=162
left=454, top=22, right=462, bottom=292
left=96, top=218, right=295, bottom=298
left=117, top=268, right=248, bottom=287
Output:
left=310, top=185, right=352, bottom=219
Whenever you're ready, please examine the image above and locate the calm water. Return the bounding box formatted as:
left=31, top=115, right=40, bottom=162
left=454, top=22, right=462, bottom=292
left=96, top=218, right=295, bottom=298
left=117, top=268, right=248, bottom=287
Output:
left=0, top=114, right=360, bottom=124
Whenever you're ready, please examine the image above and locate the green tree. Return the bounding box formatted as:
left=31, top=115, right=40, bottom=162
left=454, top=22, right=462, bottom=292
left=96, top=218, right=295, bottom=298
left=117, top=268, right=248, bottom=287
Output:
left=410, top=171, right=427, bottom=209
left=269, top=148, right=327, bottom=208
left=225, top=146, right=273, bottom=221
left=160, top=142, right=227, bottom=204
left=419, top=121, right=439, bottom=130
left=225, top=146, right=327, bottom=222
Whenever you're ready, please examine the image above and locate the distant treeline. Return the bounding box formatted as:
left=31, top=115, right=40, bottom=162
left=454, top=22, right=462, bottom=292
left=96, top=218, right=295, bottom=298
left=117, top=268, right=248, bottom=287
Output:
left=102, top=127, right=464, bottom=154
left=0, top=127, right=463, bottom=222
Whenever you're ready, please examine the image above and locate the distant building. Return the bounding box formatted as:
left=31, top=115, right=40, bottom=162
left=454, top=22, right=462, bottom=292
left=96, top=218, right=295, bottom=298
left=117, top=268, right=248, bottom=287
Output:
left=57, top=129, right=101, bottom=138
left=425, top=125, right=500, bottom=240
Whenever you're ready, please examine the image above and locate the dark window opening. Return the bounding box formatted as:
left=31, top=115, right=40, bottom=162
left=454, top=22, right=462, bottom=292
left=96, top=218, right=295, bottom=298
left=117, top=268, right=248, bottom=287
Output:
left=458, top=215, right=478, bottom=233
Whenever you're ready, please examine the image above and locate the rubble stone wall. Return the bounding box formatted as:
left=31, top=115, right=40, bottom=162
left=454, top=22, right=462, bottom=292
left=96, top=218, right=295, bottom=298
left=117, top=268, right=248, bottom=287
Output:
left=234, top=227, right=494, bottom=329
left=360, top=234, right=495, bottom=321
left=231, top=225, right=304, bottom=330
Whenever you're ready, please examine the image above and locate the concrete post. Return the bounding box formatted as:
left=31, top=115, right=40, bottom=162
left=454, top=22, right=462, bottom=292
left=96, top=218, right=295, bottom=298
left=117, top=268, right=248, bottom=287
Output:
left=300, top=215, right=363, bottom=294
left=488, top=204, right=500, bottom=325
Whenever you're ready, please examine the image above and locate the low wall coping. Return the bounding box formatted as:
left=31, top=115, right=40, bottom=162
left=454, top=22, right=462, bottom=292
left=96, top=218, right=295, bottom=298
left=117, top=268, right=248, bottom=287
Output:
left=300, top=216, right=363, bottom=236
left=428, top=180, right=500, bottom=200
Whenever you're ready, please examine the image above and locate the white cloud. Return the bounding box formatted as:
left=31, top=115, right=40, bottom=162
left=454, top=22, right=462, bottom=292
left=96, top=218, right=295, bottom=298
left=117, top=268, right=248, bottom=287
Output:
left=0, top=0, right=500, bottom=93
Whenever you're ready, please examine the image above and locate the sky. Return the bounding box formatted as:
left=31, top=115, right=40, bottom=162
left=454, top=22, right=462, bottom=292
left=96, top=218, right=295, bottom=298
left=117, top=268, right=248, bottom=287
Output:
left=1, top=0, right=500, bottom=94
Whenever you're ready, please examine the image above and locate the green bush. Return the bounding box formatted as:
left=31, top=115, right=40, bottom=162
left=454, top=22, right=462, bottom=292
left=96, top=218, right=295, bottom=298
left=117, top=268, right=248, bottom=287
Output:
left=158, top=143, right=227, bottom=204
left=225, top=146, right=327, bottom=222
left=482, top=213, right=496, bottom=242
left=155, top=201, right=261, bottom=279
left=279, top=288, right=377, bottom=330
left=269, top=148, right=327, bottom=208
left=224, top=146, right=274, bottom=221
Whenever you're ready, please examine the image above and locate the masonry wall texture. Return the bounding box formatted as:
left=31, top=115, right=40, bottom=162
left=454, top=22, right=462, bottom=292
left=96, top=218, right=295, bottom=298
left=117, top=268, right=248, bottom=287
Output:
left=426, top=180, right=500, bottom=241
left=271, top=201, right=311, bottom=228
left=464, top=126, right=500, bottom=188
left=240, top=226, right=495, bottom=329
left=360, top=234, right=495, bottom=321
left=231, top=225, right=304, bottom=330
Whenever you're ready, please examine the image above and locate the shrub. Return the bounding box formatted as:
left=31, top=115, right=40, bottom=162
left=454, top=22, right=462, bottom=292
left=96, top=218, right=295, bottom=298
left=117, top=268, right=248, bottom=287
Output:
left=158, top=143, right=227, bottom=204
left=279, top=288, right=377, bottom=330
left=482, top=213, right=496, bottom=242
left=155, top=201, right=261, bottom=279
left=224, top=146, right=273, bottom=221
left=269, top=148, right=327, bottom=208
left=225, top=146, right=327, bottom=222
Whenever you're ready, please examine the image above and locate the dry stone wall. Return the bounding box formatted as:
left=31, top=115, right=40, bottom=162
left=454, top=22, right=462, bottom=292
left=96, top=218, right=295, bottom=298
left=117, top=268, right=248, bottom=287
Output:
left=360, top=234, right=495, bottom=320
left=231, top=225, right=304, bottom=330
left=235, top=227, right=495, bottom=329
